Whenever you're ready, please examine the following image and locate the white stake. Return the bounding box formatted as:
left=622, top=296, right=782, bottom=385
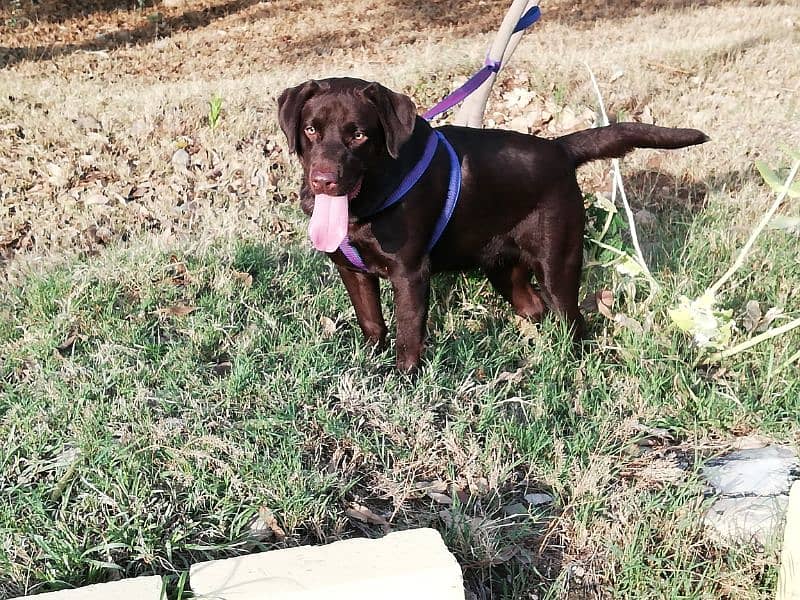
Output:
left=454, top=0, right=538, bottom=127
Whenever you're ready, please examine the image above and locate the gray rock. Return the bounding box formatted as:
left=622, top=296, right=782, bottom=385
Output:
left=701, top=445, right=798, bottom=546
left=702, top=445, right=798, bottom=496
left=171, top=148, right=190, bottom=170
left=705, top=495, right=789, bottom=546
left=524, top=493, right=554, bottom=507
left=503, top=502, right=528, bottom=517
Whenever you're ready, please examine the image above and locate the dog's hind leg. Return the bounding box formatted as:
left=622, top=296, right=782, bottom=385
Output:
left=485, top=263, right=547, bottom=321
left=529, top=251, right=586, bottom=341
left=518, top=187, right=586, bottom=341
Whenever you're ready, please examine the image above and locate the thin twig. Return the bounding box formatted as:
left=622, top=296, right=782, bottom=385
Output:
left=584, top=63, right=659, bottom=292
left=706, top=317, right=800, bottom=362
left=708, top=159, right=800, bottom=297
left=644, top=61, right=694, bottom=76
left=777, top=347, right=800, bottom=374
left=589, top=239, right=633, bottom=259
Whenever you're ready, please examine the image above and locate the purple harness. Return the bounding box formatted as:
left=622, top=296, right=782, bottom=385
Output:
left=335, top=5, right=541, bottom=271
left=338, top=130, right=462, bottom=271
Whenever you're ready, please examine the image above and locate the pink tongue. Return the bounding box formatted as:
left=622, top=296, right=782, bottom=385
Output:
left=308, top=194, right=349, bottom=253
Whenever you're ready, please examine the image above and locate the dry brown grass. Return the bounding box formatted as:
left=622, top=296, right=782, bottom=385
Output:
left=2, top=1, right=798, bottom=280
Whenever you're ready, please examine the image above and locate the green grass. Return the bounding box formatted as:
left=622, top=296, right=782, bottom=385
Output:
left=2, top=186, right=798, bottom=599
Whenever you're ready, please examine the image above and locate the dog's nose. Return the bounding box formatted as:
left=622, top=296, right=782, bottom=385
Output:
left=310, top=171, right=339, bottom=195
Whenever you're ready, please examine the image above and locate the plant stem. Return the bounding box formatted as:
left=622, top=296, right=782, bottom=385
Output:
left=584, top=63, right=659, bottom=292
left=706, top=316, right=800, bottom=362
left=776, top=347, right=800, bottom=375
left=708, top=159, right=800, bottom=297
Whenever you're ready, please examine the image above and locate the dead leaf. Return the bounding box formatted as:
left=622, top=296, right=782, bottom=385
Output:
left=320, top=316, right=337, bottom=338
left=346, top=502, right=390, bottom=527
left=259, top=506, right=286, bottom=539
left=56, top=332, right=80, bottom=355
left=166, top=256, right=190, bottom=286
left=743, top=300, right=762, bottom=333
left=492, top=367, right=525, bottom=386
left=597, top=289, right=614, bottom=319
left=492, top=546, right=518, bottom=564
left=82, top=192, right=108, bottom=206
left=557, top=106, right=579, bottom=130
left=614, top=313, right=643, bottom=335
left=503, top=503, right=528, bottom=517
left=211, top=360, right=232, bottom=377
left=471, top=477, right=489, bottom=495
left=756, top=306, right=783, bottom=333
left=514, top=315, right=539, bottom=340
left=502, top=87, right=535, bottom=109
left=127, top=185, right=149, bottom=199
left=156, top=304, right=196, bottom=317
left=451, top=485, right=470, bottom=504
left=632, top=423, right=675, bottom=446
left=249, top=506, right=286, bottom=541
left=427, top=491, right=453, bottom=505
left=233, top=271, right=253, bottom=288
left=438, top=509, right=473, bottom=529
left=731, top=434, right=771, bottom=450
left=74, top=114, right=102, bottom=132
left=413, top=480, right=448, bottom=494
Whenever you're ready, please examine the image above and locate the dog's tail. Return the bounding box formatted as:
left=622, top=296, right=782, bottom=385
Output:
left=557, top=123, right=709, bottom=167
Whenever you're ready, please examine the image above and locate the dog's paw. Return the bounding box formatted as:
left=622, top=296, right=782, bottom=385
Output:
left=396, top=356, right=421, bottom=374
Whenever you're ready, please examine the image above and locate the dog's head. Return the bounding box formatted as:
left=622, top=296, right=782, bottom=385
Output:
left=278, top=77, right=417, bottom=195
left=277, top=78, right=417, bottom=251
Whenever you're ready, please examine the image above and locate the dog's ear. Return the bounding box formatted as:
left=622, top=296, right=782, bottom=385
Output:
left=361, top=82, right=417, bottom=159
left=277, top=80, right=321, bottom=154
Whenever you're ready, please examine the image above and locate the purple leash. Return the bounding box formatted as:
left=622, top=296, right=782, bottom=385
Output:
left=421, top=58, right=502, bottom=121
left=422, top=5, right=541, bottom=121
left=336, top=5, right=541, bottom=270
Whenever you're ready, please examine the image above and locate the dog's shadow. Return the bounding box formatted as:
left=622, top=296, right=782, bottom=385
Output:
left=582, top=166, right=739, bottom=281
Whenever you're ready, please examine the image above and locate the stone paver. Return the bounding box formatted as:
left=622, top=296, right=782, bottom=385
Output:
left=702, top=445, right=799, bottom=546
left=8, top=576, right=163, bottom=600
left=702, top=445, right=798, bottom=496
left=704, top=495, right=789, bottom=546
left=190, top=528, right=464, bottom=599
left=778, top=482, right=800, bottom=600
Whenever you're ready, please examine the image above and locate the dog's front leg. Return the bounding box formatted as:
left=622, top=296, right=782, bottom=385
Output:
left=391, top=269, right=430, bottom=373
left=336, top=265, right=387, bottom=348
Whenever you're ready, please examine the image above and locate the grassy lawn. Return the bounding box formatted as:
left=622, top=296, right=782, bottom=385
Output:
left=2, top=1, right=800, bottom=598
left=2, top=202, right=798, bottom=597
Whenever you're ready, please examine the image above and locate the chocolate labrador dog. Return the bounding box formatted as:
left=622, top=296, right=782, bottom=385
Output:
left=277, top=77, right=708, bottom=372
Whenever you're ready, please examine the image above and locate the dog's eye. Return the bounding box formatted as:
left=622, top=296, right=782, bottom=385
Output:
left=304, top=125, right=316, bottom=136
left=353, top=130, right=366, bottom=141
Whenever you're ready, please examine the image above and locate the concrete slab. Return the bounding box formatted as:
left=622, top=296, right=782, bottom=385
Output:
left=8, top=576, right=163, bottom=600
left=190, top=528, right=464, bottom=599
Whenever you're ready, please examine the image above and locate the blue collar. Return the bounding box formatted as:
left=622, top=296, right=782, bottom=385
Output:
left=338, top=130, right=461, bottom=271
